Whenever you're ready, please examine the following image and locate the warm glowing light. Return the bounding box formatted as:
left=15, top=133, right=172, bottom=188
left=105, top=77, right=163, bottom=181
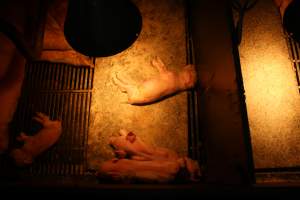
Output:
left=87, top=1, right=189, bottom=169
left=238, top=1, right=300, bottom=169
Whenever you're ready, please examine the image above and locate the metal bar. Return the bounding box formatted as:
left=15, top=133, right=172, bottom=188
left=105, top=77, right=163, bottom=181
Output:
left=59, top=64, right=64, bottom=91
left=63, top=92, right=72, bottom=175
left=71, top=67, right=77, bottom=90
left=85, top=91, right=92, bottom=172
left=81, top=92, right=88, bottom=175
left=68, top=92, right=75, bottom=175
left=78, top=93, right=84, bottom=174
left=59, top=63, right=64, bottom=90
left=82, top=67, right=87, bottom=90
left=72, top=93, right=79, bottom=175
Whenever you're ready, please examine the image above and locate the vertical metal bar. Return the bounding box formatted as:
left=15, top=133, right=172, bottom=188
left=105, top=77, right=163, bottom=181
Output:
left=290, top=37, right=297, bottom=60
left=60, top=64, right=65, bottom=90
left=82, top=67, right=87, bottom=90
left=86, top=67, right=90, bottom=90
left=65, top=92, right=72, bottom=175
left=80, top=67, right=84, bottom=90
left=293, top=39, right=299, bottom=60
left=52, top=93, right=58, bottom=175
left=80, top=93, right=87, bottom=175
left=65, top=65, right=73, bottom=174
left=75, top=67, right=80, bottom=90
left=90, top=68, right=94, bottom=89
left=68, top=92, right=74, bottom=175
left=47, top=63, right=53, bottom=91
left=72, top=93, right=78, bottom=175
left=74, top=93, right=79, bottom=175
left=40, top=62, right=47, bottom=90
left=56, top=93, right=63, bottom=176
left=67, top=65, right=72, bottom=90
left=77, top=93, right=84, bottom=175
left=59, top=93, right=65, bottom=176
left=85, top=92, right=92, bottom=172
left=62, top=64, right=67, bottom=90
left=36, top=61, right=42, bottom=91
left=48, top=93, right=56, bottom=175
left=39, top=92, right=46, bottom=175
left=41, top=94, right=48, bottom=176
left=55, top=63, right=60, bottom=91
left=64, top=65, right=73, bottom=175
left=71, top=67, right=77, bottom=90
left=58, top=93, right=65, bottom=176
left=59, top=64, right=64, bottom=91
left=43, top=62, right=49, bottom=91
left=53, top=63, right=58, bottom=91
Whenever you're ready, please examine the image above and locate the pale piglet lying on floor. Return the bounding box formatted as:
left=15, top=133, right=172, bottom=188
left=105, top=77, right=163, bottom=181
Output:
left=113, top=57, right=197, bottom=105
left=97, top=129, right=201, bottom=183
left=109, top=129, right=179, bottom=161
left=10, top=112, right=62, bottom=166
left=97, top=158, right=183, bottom=183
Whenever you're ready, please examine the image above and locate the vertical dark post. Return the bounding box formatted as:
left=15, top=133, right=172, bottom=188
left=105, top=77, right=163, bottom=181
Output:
left=188, top=0, right=254, bottom=184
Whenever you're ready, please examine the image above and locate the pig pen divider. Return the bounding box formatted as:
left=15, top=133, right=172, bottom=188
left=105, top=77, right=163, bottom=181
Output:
left=0, top=0, right=204, bottom=182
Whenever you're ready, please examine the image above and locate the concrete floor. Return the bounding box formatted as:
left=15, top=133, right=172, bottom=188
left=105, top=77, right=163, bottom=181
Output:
left=87, top=0, right=188, bottom=170
left=235, top=0, right=300, bottom=169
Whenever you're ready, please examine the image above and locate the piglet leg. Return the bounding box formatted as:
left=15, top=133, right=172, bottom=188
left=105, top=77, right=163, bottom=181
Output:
left=112, top=57, right=197, bottom=105
left=109, top=129, right=180, bottom=161
left=10, top=112, right=62, bottom=166
left=97, top=158, right=183, bottom=183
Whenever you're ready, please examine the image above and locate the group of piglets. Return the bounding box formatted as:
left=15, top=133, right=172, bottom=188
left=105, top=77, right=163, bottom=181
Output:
left=1, top=57, right=199, bottom=184
left=97, top=129, right=201, bottom=183
left=98, top=58, right=200, bottom=183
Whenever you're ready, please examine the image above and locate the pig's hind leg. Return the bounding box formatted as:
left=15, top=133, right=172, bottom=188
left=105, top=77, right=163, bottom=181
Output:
left=112, top=73, right=132, bottom=93
left=112, top=73, right=140, bottom=104
left=151, top=57, right=168, bottom=74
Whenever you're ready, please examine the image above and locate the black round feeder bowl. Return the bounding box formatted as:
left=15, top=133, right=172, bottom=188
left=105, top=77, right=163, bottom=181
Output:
left=64, top=0, right=142, bottom=57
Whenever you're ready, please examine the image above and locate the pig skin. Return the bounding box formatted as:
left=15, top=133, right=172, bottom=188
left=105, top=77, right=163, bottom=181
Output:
left=106, top=129, right=202, bottom=182
left=10, top=112, right=62, bottom=166
left=97, top=158, right=184, bottom=183
left=113, top=57, right=197, bottom=105
left=109, top=129, right=179, bottom=161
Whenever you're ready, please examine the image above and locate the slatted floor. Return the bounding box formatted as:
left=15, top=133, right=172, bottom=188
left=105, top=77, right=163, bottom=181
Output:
left=286, top=35, right=300, bottom=92
left=0, top=61, right=94, bottom=177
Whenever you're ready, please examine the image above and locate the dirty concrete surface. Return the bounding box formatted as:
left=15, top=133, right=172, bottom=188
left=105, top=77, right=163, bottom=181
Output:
left=87, top=0, right=189, bottom=170
left=235, top=0, right=300, bottom=169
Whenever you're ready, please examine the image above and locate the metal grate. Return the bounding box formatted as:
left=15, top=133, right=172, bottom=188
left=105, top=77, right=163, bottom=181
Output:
left=0, top=61, right=94, bottom=177
left=286, top=35, right=300, bottom=92
left=184, top=0, right=203, bottom=165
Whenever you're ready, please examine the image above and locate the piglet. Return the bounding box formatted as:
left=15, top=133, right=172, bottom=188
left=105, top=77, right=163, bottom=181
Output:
left=10, top=112, right=62, bottom=166
left=97, top=158, right=183, bottom=183
left=184, top=156, right=202, bottom=182
left=109, top=129, right=179, bottom=161
left=113, top=57, right=197, bottom=105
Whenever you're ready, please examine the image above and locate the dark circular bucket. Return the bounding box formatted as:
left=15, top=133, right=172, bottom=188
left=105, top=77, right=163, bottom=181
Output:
left=64, top=0, right=142, bottom=57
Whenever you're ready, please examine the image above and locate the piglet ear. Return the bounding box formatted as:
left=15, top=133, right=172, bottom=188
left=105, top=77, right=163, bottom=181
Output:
left=126, top=132, right=136, bottom=143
